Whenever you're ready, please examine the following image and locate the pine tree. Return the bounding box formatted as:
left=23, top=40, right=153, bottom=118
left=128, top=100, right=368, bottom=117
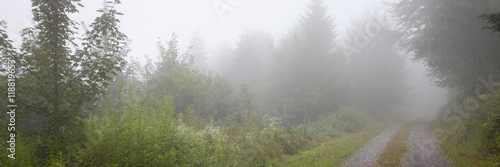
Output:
left=227, top=30, right=274, bottom=88
left=266, top=0, right=348, bottom=122
left=480, top=13, right=500, bottom=35
left=344, top=12, right=408, bottom=114
left=189, top=32, right=209, bottom=70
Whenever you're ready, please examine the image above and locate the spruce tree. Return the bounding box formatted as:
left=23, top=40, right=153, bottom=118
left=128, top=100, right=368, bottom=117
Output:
left=266, top=0, right=348, bottom=122
left=2, top=3, right=129, bottom=162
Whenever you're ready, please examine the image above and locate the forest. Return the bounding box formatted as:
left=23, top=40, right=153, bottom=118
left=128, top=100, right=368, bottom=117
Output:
left=0, top=0, right=499, bottom=166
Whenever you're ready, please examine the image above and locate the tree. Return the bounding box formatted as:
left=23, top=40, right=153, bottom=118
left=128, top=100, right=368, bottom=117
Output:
left=0, top=20, right=18, bottom=114
left=23, top=0, right=126, bottom=127
left=211, top=43, right=233, bottom=75
left=265, top=0, right=348, bottom=122
left=147, top=33, right=236, bottom=119
left=226, top=30, right=274, bottom=88
left=0, top=21, right=17, bottom=65
left=344, top=12, right=408, bottom=114
left=297, top=0, right=338, bottom=53
left=392, top=0, right=500, bottom=95
left=189, top=31, right=209, bottom=70
left=479, top=13, right=500, bottom=35
left=0, top=0, right=128, bottom=163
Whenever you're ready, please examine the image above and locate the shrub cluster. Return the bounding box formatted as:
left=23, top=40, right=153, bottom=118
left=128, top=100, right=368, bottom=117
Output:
left=477, top=91, right=500, bottom=155
left=0, top=93, right=373, bottom=166
left=442, top=91, right=500, bottom=163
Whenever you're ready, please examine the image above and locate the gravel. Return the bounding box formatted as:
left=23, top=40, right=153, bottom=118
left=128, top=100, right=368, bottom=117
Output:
left=402, top=120, right=450, bottom=167
left=341, top=122, right=404, bottom=167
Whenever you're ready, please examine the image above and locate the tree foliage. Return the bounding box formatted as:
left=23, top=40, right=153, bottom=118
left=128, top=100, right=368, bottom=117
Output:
left=147, top=33, right=236, bottom=119
left=0, top=0, right=128, bottom=164
left=226, top=30, right=274, bottom=88
left=344, top=12, right=408, bottom=114
left=265, top=0, right=348, bottom=122
left=189, top=32, right=209, bottom=70
left=12, top=0, right=127, bottom=131
left=392, top=0, right=500, bottom=94
left=479, top=12, right=500, bottom=35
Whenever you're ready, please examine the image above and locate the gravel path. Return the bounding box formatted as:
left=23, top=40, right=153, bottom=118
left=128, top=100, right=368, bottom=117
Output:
left=341, top=123, right=404, bottom=167
left=402, top=120, right=450, bottom=167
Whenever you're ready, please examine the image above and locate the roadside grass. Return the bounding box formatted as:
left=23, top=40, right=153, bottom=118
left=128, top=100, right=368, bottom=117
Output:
left=374, top=122, right=414, bottom=167
left=440, top=136, right=499, bottom=167
left=432, top=119, right=500, bottom=167
left=274, top=122, right=391, bottom=167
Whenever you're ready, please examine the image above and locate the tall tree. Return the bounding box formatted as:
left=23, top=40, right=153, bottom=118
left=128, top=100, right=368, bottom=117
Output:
left=344, top=12, right=408, bottom=114
left=226, top=30, right=274, bottom=88
left=147, top=33, right=235, bottom=119
left=0, top=21, right=17, bottom=73
left=0, top=21, right=18, bottom=110
left=189, top=31, right=209, bottom=70
left=211, top=43, right=233, bottom=75
left=265, top=0, right=348, bottom=122
left=392, top=0, right=500, bottom=95
left=13, top=0, right=127, bottom=133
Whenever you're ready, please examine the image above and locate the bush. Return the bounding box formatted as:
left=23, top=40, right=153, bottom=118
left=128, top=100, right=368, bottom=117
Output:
left=478, top=91, right=500, bottom=154
left=436, top=91, right=500, bottom=166
left=223, top=110, right=286, bottom=166
left=0, top=133, right=39, bottom=166
left=0, top=89, right=372, bottom=166
left=293, top=107, right=372, bottom=138
left=81, top=93, right=289, bottom=166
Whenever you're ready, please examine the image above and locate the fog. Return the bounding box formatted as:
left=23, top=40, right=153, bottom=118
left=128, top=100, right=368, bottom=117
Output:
left=0, top=0, right=449, bottom=121
left=6, top=0, right=500, bottom=165
left=2, top=0, right=392, bottom=62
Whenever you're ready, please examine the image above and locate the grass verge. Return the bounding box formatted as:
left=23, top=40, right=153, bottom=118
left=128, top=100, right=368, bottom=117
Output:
left=274, top=122, right=391, bottom=167
left=440, top=137, right=499, bottom=167
left=431, top=91, right=500, bottom=166
left=374, top=122, right=414, bottom=167
left=432, top=120, right=500, bottom=167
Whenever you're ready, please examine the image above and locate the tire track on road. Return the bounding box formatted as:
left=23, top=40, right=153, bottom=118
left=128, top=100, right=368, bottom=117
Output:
left=341, top=122, right=404, bottom=167
left=402, top=120, right=450, bottom=167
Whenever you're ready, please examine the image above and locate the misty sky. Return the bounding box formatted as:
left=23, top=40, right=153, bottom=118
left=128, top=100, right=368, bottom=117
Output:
left=1, top=0, right=394, bottom=62
left=0, top=0, right=447, bottom=115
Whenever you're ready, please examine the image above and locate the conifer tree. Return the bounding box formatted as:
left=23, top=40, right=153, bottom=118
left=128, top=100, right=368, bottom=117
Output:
left=266, top=0, right=348, bottom=122
left=12, top=0, right=127, bottom=135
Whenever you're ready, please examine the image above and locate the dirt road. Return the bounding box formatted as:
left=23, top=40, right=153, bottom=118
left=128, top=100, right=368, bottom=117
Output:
left=341, top=120, right=449, bottom=167
left=402, top=121, right=449, bottom=167
left=342, top=123, right=404, bottom=167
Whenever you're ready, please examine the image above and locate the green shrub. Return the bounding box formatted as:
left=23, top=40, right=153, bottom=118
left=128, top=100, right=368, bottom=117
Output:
left=0, top=133, right=39, bottom=166
left=478, top=91, right=500, bottom=155
left=0, top=89, right=372, bottom=166
left=222, top=110, right=286, bottom=166
left=435, top=91, right=500, bottom=166
left=79, top=92, right=290, bottom=166
left=293, top=107, right=372, bottom=138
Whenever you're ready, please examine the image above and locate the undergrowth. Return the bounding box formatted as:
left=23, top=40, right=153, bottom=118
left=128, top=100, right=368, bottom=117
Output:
left=434, top=91, right=500, bottom=167
left=0, top=94, right=374, bottom=166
